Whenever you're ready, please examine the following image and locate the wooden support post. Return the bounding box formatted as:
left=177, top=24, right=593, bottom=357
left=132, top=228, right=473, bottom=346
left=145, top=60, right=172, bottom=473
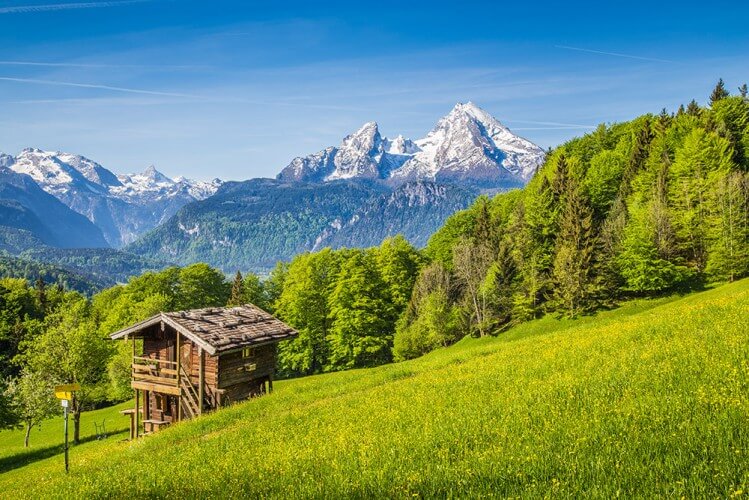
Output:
left=268, top=373, right=273, bottom=393
left=134, top=388, right=140, bottom=439
left=176, top=333, right=181, bottom=385
left=176, top=332, right=181, bottom=423
left=198, top=348, right=205, bottom=415
left=144, top=390, right=149, bottom=423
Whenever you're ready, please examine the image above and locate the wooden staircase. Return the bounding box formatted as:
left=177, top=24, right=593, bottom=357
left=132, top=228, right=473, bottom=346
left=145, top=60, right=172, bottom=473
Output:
left=179, top=367, right=202, bottom=419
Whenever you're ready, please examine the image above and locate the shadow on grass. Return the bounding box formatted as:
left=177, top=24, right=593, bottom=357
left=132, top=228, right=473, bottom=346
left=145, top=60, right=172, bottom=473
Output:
left=0, top=427, right=128, bottom=474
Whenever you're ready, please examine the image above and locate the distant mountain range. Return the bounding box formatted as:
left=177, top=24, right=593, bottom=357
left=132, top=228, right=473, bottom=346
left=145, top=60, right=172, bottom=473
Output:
left=2, top=148, right=221, bottom=247
left=0, top=102, right=545, bottom=276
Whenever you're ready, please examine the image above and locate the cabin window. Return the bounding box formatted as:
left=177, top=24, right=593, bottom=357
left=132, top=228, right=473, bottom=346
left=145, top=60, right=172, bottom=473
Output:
left=242, top=347, right=255, bottom=358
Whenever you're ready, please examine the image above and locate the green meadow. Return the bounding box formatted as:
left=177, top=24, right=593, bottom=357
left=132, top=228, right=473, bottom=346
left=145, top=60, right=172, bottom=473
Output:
left=1, top=279, right=748, bottom=498
left=0, top=401, right=131, bottom=474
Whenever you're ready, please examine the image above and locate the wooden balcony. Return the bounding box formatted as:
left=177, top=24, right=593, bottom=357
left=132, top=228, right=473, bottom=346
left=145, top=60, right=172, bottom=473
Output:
left=131, top=356, right=181, bottom=396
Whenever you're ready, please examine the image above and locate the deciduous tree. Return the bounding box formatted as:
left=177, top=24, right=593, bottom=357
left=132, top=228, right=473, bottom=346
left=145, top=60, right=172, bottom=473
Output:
left=8, top=370, right=58, bottom=447
left=452, top=238, right=494, bottom=336
left=21, top=295, right=111, bottom=443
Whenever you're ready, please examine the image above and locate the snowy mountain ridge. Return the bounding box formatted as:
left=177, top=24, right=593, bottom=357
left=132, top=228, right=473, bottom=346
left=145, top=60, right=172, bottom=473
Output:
left=5, top=149, right=221, bottom=202
left=1, top=148, right=222, bottom=247
left=278, top=102, right=546, bottom=187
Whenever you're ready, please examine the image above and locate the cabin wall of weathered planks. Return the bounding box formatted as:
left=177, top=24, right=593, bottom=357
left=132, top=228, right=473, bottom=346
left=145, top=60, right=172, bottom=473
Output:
left=216, top=344, right=276, bottom=404
left=217, top=344, right=276, bottom=388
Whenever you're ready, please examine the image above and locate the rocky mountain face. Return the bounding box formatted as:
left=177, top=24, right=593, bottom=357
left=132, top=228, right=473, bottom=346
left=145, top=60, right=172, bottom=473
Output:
left=315, top=181, right=478, bottom=250
left=277, top=102, right=545, bottom=188
left=3, top=148, right=221, bottom=247
left=125, top=178, right=479, bottom=272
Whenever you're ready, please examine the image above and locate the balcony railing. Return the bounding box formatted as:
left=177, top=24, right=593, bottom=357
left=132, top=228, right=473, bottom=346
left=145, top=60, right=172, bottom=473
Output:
left=132, top=356, right=180, bottom=394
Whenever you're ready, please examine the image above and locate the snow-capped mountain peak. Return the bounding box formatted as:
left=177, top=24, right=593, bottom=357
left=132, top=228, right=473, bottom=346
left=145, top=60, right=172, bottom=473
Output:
left=278, top=120, right=414, bottom=182
left=9, top=148, right=111, bottom=195
left=395, top=101, right=545, bottom=184
left=277, top=102, right=545, bottom=188
left=142, top=165, right=172, bottom=184
left=113, top=165, right=222, bottom=202
left=327, top=121, right=386, bottom=181
left=0, top=153, right=14, bottom=169
left=115, top=165, right=176, bottom=194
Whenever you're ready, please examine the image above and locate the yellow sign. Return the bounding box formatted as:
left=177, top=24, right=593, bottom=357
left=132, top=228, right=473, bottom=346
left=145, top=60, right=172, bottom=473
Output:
left=54, top=383, right=80, bottom=400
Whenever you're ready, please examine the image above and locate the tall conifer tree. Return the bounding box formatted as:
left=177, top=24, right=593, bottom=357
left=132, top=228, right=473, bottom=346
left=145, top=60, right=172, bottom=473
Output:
left=551, top=179, right=597, bottom=317
left=710, top=78, right=730, bottom=105
left=228, top=271, right=245, bottom=306
left=686, top=99, right=701, bottom=116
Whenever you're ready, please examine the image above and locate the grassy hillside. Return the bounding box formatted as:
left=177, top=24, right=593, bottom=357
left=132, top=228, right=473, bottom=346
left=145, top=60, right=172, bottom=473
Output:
left=0, top=401, right=131, bottom=475
left=1, top=280, right=748, bottom=498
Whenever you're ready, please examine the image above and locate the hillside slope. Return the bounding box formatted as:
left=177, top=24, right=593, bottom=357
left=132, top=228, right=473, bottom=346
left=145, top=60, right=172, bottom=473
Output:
left=3, top=280, right=748, bottom=498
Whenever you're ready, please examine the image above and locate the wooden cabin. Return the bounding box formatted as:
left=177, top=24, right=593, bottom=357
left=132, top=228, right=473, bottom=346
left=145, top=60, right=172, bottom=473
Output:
left=110, top=304, right=297, bottom=436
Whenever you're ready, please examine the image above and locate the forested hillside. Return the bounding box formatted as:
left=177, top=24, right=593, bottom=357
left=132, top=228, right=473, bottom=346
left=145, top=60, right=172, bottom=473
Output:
left=0, top=254, right=108, bottom=294
left=125, top=178, right=475, bottom=273
left=264, top=83, right=749, bottom=366
left=17, top=247, right=171, bottom=286
left=394, top=85, right=749, bottom=358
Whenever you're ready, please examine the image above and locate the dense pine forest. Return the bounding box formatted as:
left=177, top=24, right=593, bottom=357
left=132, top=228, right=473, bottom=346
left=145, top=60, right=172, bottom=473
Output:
left=1, top=82, right=748, bottom=441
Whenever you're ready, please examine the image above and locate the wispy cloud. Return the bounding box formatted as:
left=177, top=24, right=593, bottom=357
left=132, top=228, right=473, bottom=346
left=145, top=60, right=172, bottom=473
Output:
left=0, top=76, right=199, bottom=98
left=0, top=60, right=210, bottom=70
left=0, top=80, right=371, bottom=110
left=554, top=45, right=678, bottom=64
left=0, top=0, right=152, bottom=14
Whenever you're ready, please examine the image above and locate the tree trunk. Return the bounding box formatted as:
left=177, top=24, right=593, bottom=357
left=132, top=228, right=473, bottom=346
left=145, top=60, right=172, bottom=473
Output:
left=73, top=410, right=81, bottom=444
left=24, top=421, right=32, bottom=448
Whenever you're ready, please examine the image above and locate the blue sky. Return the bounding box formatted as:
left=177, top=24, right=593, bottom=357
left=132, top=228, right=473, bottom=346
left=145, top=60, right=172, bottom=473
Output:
left=0, top=0, right=747, bottom=181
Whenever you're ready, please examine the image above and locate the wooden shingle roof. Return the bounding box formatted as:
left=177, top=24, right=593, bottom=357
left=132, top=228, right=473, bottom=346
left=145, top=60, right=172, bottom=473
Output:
left=109, top=304, right=298, bottom=355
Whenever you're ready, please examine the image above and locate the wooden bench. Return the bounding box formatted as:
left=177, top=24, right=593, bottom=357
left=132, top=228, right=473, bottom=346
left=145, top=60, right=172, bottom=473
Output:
left=142, top=419, right=170, bottom=434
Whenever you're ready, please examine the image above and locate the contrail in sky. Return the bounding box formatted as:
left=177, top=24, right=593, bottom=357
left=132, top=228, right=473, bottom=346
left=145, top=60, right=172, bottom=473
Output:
left=0, top=61, right=210, bottom=70
left=0, top=0, right=152, bottom=14
left=554, top=45, right=678, bottom=64
left=0, top=76, right=198, bottom=98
